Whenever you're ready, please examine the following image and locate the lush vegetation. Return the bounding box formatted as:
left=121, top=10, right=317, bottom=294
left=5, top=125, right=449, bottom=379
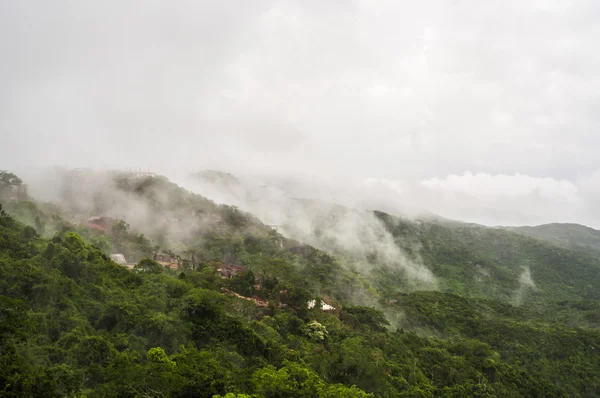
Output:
left=1, top=170, right=600, bottom=396
left=505, top=223, right=600, bottom=254
left=374, top=211, right=600, bottom=303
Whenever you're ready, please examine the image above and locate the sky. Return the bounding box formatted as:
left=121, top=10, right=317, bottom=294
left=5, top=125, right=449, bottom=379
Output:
left=2, top=0, right=600, bottom=227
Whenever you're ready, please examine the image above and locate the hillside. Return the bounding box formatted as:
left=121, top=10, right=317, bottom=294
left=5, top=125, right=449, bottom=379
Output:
left=12, top=168, right=600, bottom=308
left=188, top=171, right=600, bottom=305
left=2, top=200, right=600, bottom=396
left=373, top=212, right=600, bottom=304
left=504, top=223, right=600, bottom=254
left=2, top=169, right=600, bottom=396
left=2, top=169, right=378, bottom=306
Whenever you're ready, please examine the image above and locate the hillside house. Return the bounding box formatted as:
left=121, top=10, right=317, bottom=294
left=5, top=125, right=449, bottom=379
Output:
left=153, top=252, right=179, bottom=270
left=215, top=263, right=247, bottom=278
left=158, top=260, right=179, bottom=270
left=157, top=260, right=179, bottom=269
left=110, top=253, right=127, bottom=265
left=153, top=252, right=172, bottom=262
left=307, top=299, right=336, bottom=311
left=88, top=216, right=113, bottom=232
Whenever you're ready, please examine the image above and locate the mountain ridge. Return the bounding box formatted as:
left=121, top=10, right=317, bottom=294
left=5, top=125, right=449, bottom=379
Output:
left=2, top=168, right=600, bottom=396
left=501, top=222, right=600, bottom=254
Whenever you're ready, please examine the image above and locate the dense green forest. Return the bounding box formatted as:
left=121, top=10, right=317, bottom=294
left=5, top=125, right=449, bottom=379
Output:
left=504, top=223, right=600, bottom=254
left=1, top=170, right=600, bottom=397
left=373, top=212, right=600, bottom=303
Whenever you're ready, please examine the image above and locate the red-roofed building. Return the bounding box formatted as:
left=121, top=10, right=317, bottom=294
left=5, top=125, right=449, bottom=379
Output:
left=88, top=216, right=113, bottom=232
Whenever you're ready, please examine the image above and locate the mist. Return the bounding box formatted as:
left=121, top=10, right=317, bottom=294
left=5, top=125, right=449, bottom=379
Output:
left=13, top=166, right=435, bottom=294
left=184, top=171, right=438, bottom=290
left=3, top=1, right=600, bottom=227
left=22, top=167, right=250, bottom=257
left=512, top=266, right=538, bottom=305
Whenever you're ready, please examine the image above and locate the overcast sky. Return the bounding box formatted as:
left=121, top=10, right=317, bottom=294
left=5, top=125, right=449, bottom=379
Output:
left=2, top=1, right=600, bottom=227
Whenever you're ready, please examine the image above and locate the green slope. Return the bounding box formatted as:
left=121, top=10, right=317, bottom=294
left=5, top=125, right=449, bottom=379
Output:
left=186, top=170, right=600, bottom=306
left=375, top=211, right=600, bottom=304
left=3, top=169, right=600, bottom=396
left=2, top=203, right=600, bottom=397
left=504, top=223, right=600, bottom=254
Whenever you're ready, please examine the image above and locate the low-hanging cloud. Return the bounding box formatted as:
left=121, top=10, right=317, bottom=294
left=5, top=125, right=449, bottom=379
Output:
left=3, top=1, right=600, bottom=227
left=365, top=171, right=600, bottom=228
left=185, top=171, right=438, bottom=290
left=24, top=167, right=247, bottom=254
left=513, top=266, right=537, bottom=305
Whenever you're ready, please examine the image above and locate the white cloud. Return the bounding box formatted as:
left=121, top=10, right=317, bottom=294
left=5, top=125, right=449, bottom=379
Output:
left=421, top=172, right=580, bottom=203
left=2, top=1, right=600, bottom=226
left=359, top=171, right=600, bottom=227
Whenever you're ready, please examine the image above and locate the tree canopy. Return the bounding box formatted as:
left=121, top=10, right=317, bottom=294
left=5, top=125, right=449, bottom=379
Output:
left=1, top=171, right=600, bottom=396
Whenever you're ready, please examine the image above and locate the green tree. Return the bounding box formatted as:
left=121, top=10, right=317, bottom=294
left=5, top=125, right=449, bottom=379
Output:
left=0, top=204, right=9, bottom=219
left=134, top=258, right=164, bottom=274
left=0, top=170, right=22, bottom=187
left=303, top=320, right=328, bottom=342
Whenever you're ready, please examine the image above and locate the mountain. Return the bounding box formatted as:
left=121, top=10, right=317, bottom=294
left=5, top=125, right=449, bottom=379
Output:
left=188, top=170, right=600, bottom=305
left=2, top=168, right=600, bottom=396
left=374, top=212, right=600, bottom=304
left=504, top=223, right=600, bottom=254
left=3, top=169, right=378, bottom=306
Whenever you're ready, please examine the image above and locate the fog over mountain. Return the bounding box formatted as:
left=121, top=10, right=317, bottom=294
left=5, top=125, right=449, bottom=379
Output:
left=3, top=1, right=600, bottom=227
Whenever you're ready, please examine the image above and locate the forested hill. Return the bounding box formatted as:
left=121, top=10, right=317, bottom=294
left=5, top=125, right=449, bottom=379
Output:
left=2, top=169, right=378, bottom=306
left=1, top=169, right=600, bottom=396
left=2, top=200, right=600, bottom=396
left=12, top=168, right=600, bottom=308
left=503, top=223, right=600, bottom=254
left=373, top=212, right=600, bottom=304
left=187, top=170, right=600, bottom=305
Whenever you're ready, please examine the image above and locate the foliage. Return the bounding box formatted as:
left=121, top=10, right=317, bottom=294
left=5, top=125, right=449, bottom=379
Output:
left=302, top=320, right=328, bottom=342
left=2, top=173, right=600, bottom=396
left=0, top=170, right=22, bottom=188
left=134, top=258, right=164, bottom=274
left=374, top=211, right=600, bottom=303
left=506, top=223, right=600, bottom=254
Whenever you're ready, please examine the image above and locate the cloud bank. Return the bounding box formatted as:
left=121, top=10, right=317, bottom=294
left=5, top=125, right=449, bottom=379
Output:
left=3, top=1, right=600, bottom=226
